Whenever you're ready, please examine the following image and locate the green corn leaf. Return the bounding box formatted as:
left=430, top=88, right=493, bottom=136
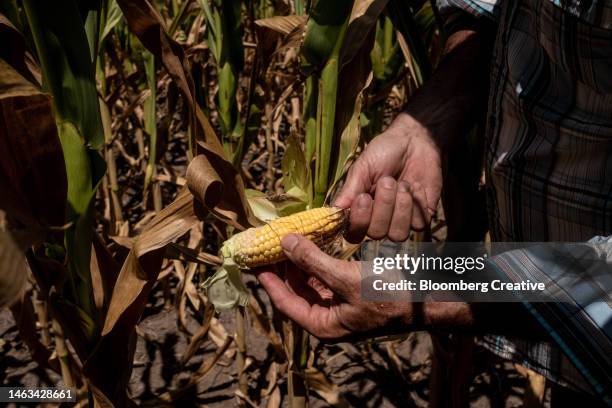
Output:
left=199, top=0, right=244, bottom=158
left=23, top=0, right=106, bottom=329
left=23, top=0, right=104, bottom=149
left=168, top=0, right=191, bottom=36
left=301, top=0, right=353, bottom=70
left=281, top=133, right=311, bottom=201
left=100, top=0, right=123, bottom=45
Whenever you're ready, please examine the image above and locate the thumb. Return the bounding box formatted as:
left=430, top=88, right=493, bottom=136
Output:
left=281, top=234, right=356, bottom=298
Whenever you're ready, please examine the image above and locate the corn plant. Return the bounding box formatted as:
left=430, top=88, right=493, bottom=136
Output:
left=0, top=0, right=445, bottom=406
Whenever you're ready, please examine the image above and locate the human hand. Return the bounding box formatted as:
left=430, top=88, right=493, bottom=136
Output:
left=334, top=113, right=443, bottom=243
left=255, top=234, right=413, bottom=339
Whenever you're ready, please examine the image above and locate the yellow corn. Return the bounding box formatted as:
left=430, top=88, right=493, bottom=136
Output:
left=221, top=207, right=348, bottom=268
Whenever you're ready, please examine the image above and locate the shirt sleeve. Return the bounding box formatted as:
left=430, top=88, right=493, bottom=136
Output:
left=435, top=0, right=501, bottom=33
left=485, top=236, right=612, bottom=403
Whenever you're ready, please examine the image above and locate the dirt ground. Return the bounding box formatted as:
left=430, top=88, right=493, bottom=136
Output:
left=1, top=278, right=529, bottom=407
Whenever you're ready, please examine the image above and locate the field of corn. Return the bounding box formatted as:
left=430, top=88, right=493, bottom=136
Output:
left=0, top=0, right=534, bottom=406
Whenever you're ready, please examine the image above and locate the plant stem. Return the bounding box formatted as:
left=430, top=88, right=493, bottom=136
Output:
left=235, top=306, right=248, bottom=406
left=33, top=296, right=50, bottom=347
left=265, top=103, right=276, bottom=193
left=52, top=319, right=74, bottom=388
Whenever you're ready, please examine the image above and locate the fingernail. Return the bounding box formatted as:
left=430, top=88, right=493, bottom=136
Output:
left=398, top=181, right=411, bottom=193
left=357, top=194, right=370, bottom=209
left=381, top=177, right=395, bottom=189
left=281, top=234, right=299, bottom=252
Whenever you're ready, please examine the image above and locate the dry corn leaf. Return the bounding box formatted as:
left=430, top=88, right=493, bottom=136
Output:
left=0, top=13, right=40, bottom=85
left=340, top=0, right=390, bottom=71
left=305, top=367, right=349, bottom=408
left=209, top=317, right=237, bottom=360
left=180, top=301, right=215, bottom=365
left=0, top=230, right=26, bottom=309
left=266, top=385, right=282, bottom=408
left=188, top=150, right=259, bottom=230
left=160, top=335, right=234, bottom=402
left=102, top=188, right=199, bottom=335
left=255, top=15, right=305, bottom=75
left=9, top=293, right=61, bottom=374
left=165, top=243, right=222, bottom=266
left=248, top=296, right=284, bottom=357
left=0, top=58, right=67, bottom=230
left=255, top=15, right=306, bottom=36
left=116, top=0, right=257, bottom=231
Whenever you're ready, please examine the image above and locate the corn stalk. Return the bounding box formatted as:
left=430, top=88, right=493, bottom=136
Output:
left=23, top=0, right=106, bottom=346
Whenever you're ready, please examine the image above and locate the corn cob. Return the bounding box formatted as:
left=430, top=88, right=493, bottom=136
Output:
left=221, top=207, right=348, bottom=268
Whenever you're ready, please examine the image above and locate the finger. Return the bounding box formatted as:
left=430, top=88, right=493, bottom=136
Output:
left=367, top=176, right=397, bottom=240
left=284, top=266, right=329, bottom=304
left=281, top=234, right=358, bottom=299
left=256, top=270, right=318, bottom=331
left=345, top=193, right=373, bottom=243
left=333, top=161, right=370, bottom=209
left=388, top=181, right=413, bottom=242
left=409, top=181, right=431, bottom=231
left=307, top=277, right=334, bottom=301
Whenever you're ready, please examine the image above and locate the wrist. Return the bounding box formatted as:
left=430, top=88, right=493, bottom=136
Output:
left=384, top=113, right=441, bottom=151
left=420, top=301, right=475, bottom=330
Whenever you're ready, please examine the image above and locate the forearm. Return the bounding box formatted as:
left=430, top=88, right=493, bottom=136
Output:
left=387, top=28, right=495, bottom=150
left=419, top=301, right=549, bottom=339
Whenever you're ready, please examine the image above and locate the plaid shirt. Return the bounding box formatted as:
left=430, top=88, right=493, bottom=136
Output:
left=436, top=0, right=612, bottom=403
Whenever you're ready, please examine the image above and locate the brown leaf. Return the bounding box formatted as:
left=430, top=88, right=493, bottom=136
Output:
left=9, top=291, right=61, bottom=373
left=0, top=13, right=41, bottom=85
left=0, top=58, right=67, bottom=230
left=255, top=15, right=306, bottom=67
left=102, top=189, right=199, bottom=335
left=91, top=232, right=120, bottom=314
left=340, top=0, right=390, bottom=71
left=248, top=296, right=284, bottom=358
left=180, top=301, right=215, bottom=365
left=159, top=335, right=234, bottom=403
left=115, top=0, right=256, bottom=230
left=188, top=150, right=260, bottom=230
left=305, top=367, right=349, bottom=408
left=0, top=230, right=27, bottom=308
left=255, top=15, right=306, bottom=36
left=165, top=243, right=222, bottom=266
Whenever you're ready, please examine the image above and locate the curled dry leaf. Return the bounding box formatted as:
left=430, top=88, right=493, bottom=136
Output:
left=116, top=0, right=257, bottom=231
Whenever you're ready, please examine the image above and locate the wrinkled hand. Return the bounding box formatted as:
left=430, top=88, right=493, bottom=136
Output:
left=334, top=113, right=443, bottom=243
left=255, top=234, right=412, bottom=339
